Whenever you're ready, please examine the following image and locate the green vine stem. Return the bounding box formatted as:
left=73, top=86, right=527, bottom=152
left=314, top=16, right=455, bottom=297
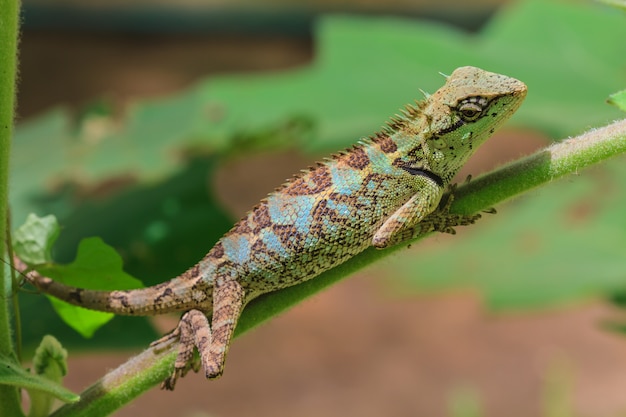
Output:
left=0, top=0, right=24, bottom=415
left=46, top=118, right=626, bottom=417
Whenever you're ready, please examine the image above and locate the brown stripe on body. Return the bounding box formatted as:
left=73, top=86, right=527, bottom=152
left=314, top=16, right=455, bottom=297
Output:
left=272, top=224, right=307, bottom=251
left=283, top=164, right=332, bottom=196
left=179, top=264, right=201, bottom=281
left=251, top=201, right=272, bottom=230
left=250, top=239, right=280, bottom=264
left=345, top=146, right=370, bottom=170
left=311, top=199, right=340, bottom=224
left=230, top=219, right=252, bottom=236
left=208, top=242, right=225, bottom=260
left=373, top=134, right=398, bottom=154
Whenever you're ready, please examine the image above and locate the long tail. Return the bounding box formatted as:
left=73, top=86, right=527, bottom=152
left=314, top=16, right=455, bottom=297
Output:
left=16, top=256, right=213, bottom=316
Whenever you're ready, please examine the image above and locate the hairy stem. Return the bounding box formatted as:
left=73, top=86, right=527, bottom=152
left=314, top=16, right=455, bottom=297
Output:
left=0, top=0, right=23, bottom=415
left=48, top=118, right=626, bottom=417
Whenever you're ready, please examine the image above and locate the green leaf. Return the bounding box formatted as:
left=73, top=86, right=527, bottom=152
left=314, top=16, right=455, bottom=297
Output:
left=36, top=237, right=144, bottom=338
left=608, top=90, right=626, bottom=112
left=10, top=0, right=626, bottom=349
left=33, top=335, right=68, bottom=381
left=13, top=213, right=59, bottom=265
left=0, top=354, right=78, bottom=404
left=38, top=237, right=142, bottom=290
left=479, top=0, right=625, bottom=136
left=11, top=0, right=626, bottom=221
left=46, top=302, right=114, bottom=339
left=28, top=335, right=75, bottom=416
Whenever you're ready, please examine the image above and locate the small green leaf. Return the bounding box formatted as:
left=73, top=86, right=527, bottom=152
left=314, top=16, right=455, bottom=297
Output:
left=28, top=336, right=74, bottom=416
left=608, top=90, right=626, bottom=112
left=36, top=237, right=144, bottom=338
left=0, top=353, right=79, bottom=404
left=13, top=213, right=60, bottom=265
left=33, top=335, right=68, bottom=381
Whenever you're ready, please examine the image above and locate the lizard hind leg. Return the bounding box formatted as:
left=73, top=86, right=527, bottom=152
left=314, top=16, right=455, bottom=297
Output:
left=154, top=309, right=209, bottom=390
left=156, top=279, right=246, bottom=390
left=201, top=279, right=245, bottom=379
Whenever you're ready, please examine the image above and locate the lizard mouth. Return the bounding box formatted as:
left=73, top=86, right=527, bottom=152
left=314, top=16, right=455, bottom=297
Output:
left=399, top=165, right=444, bottom=187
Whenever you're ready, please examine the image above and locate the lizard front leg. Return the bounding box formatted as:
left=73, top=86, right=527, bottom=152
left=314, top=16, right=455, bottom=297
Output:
left=156, top=279, right=245, bottom=390
left=372, top=177, right=444, bottom=249
left=372, top=181, right=481, bottom=249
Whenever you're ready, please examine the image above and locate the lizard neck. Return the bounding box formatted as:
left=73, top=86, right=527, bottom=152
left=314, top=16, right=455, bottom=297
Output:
left=379, top=127, right=456, bottom=188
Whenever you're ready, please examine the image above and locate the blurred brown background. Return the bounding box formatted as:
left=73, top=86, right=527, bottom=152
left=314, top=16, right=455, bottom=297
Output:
left=16, top=1, right=626, bottom=416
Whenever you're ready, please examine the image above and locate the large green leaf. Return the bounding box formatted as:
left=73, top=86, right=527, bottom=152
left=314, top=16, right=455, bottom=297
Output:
left=10, top=0, right=626, bottom=349
left=36, top=237, right=144, bottom=338
left=11, top=0, right=625, bottom=224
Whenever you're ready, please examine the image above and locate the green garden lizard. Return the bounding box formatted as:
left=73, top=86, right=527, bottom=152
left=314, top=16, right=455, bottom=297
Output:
left=20, top=66, right=527, bottom=389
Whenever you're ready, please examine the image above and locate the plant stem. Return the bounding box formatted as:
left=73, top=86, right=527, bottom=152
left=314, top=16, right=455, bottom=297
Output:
left=453, top=119, right=626, bottom=213
left=49, top=118, right=626, bottom=417
left=0, top=0, right=24, bottom=415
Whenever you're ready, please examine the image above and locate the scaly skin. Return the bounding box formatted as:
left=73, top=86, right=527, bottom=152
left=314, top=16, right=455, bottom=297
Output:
left=21, top=66, right=527, bottom=389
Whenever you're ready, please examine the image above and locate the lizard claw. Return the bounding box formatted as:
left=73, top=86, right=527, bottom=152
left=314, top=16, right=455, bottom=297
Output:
left=161, top=369, right=183, bottom=391
left=160, top=353, right=202, bottom=390
left=441, top=226, right=457, bottom=235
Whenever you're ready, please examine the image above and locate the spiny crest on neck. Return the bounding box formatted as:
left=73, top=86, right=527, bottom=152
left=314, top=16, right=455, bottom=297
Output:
left=376, top=99, right=427, bottom=136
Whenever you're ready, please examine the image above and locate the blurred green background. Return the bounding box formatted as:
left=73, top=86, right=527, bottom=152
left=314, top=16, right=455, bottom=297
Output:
left=11, top=0, right=626, bottom=416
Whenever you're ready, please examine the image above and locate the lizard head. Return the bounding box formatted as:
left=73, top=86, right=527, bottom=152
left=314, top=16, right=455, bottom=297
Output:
left=414, top=66, right=527, bottom=182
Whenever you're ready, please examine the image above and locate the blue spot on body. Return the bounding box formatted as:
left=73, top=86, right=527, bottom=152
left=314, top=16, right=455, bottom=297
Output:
left=329, top=165, right=361, bottom=195
left=356, top=195, right=372, bottom=209
left=326, top=199, right=352, bottom=217
left=294, top=212, right=311, bottom=234
left=221, top=235, right=251, bottom=265
left=267, top=194, right=314, bottom=234
left=366, top=146, right=394, bottom=175
left=261, top=230, right=289, bottom=258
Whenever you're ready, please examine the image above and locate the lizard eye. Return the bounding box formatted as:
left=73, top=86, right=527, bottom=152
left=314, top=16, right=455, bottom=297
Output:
left=458, top=103, right=482, bottom=122
left=457, top=97, right=488, bottom=122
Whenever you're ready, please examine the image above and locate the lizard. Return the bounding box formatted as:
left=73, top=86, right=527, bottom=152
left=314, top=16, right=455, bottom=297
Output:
left=18, top=66, right=527, bottom=390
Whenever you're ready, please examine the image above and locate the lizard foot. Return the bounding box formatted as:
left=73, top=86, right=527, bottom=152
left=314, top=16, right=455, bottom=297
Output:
left=154, top=310, right=209, bottom=390
left=157, top=281, right=244, bottom=389
left=160, top=357, right=201, bottom=390
left=432, top=188, right=482, bottom=234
